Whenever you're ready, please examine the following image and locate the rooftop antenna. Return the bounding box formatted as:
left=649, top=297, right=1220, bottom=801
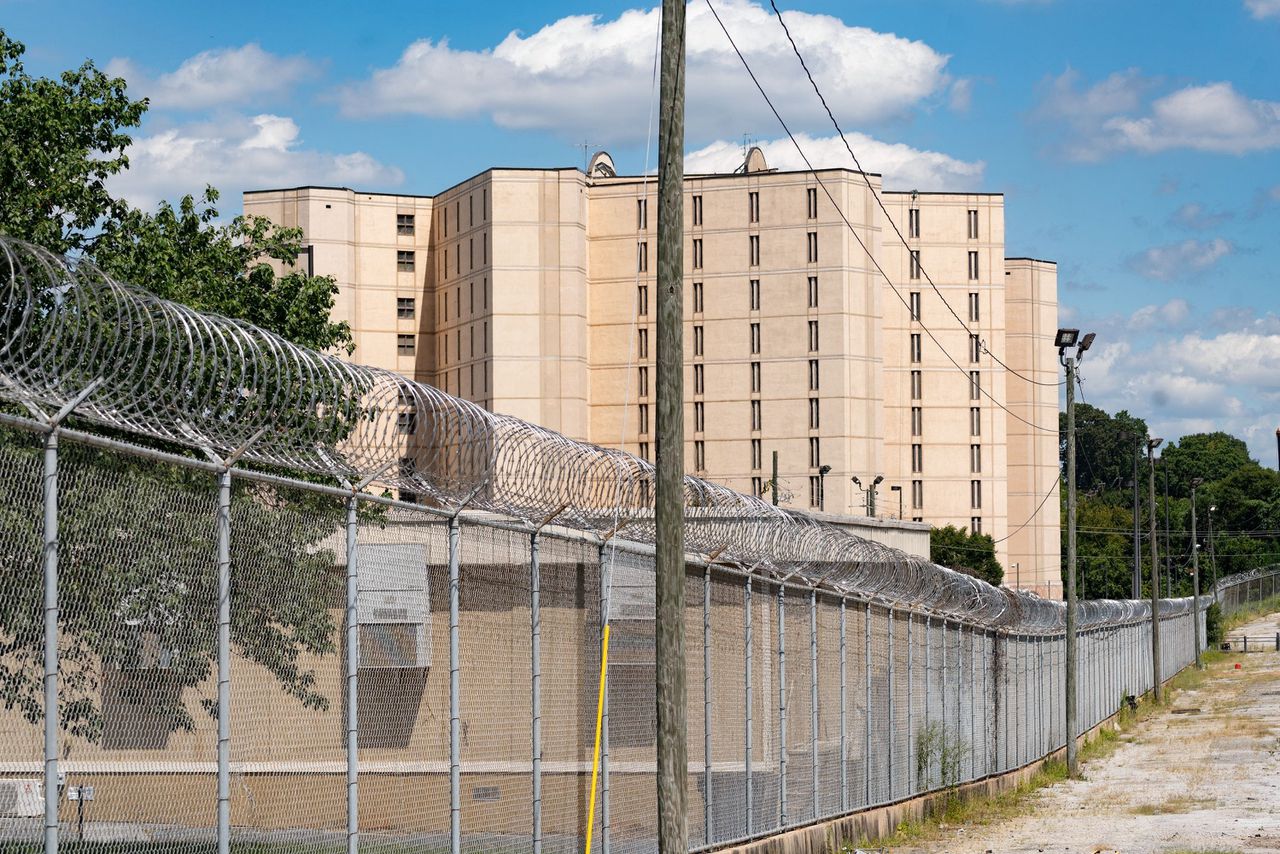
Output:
left=576, top=141, right=600, bottom=172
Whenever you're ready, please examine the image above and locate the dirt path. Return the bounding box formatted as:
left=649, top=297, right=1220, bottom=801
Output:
left=911, top=611, right=1280, bottom=854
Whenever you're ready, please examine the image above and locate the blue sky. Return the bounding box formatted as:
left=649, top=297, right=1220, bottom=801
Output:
left=6, top=0, right=1280, bottom=460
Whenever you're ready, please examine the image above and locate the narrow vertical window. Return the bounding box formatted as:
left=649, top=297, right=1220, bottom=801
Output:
left=809, top=477, right=820, bottom=508
left=469, top=195, right=474, bottom=227
left=750, top=322, right=761, bottom=354
left=752, top=476, right=764, bottom=496
left=694, top=364, right=705, bottom=394
left=750, top=361, right=761, bottom=393
left=638, top=241, right=648, bottom=272
left=693, top=325, right=704, bottom=357
left=748, top=191, right=759, bottom=223
left=807, top=187, right=818, bottom=219
left=639, top=366, right=649, bottom=397
left=693, top=238, right=703, bottom=269
left=970, top=334, right=981, bottom=363
left=640, top=442, right=650, bottom=461
left=638, top=285, right=649, bottom=316
left=749, top=278, right=760, bottom=311
left=910, top=370, right=922, bottom=400
left=910, top=250, right=921, bottom=280
left=970, top=407, right=981, bottom=436
left=908, top=208, right=920, bottom=239
left=911, top=406, right=923, bottom=437
left=807, top=231, right=818, bottom=263
left=749, top=235, right=760, bottom=266
left=695, top=440, right=706, bottom=472
left=692, top=194, right=703, bottom=226
left=809, top=436, right=820, bottom=468
left=970, top=444, right=982, bottom=474
left=751, top=400, right=761, bottom=431
left=912, top=443, right=923, bottom=473
left=469, top=237, right=474, bottom=270
left=808, top=276, right=818, bottom=308
left=808, top=320, right=819, bottom=352
left=968, top=292, right=980, bottom=323
left=808, top=359, right=819, bottom=391
left=971, top=517, right=982, bottom=535
left=694, top=401, right=705, bottom=432
left=967, top=209, right=978, bottom=240
left=910, top=333, right=922, bottom=363
left=909, top=291, right=921, bottom=321
left=968, top=250, right=979, bottom=281
left=971, top=480, right=982, bottom=509
left=693, top=281, right=704, bottom=313
left=639, top=404, right=649, bottom=434
left=970, top=370, right=981, bottom=400
left=808, top=398, right=820, bottom=429
left=638, top=328, right=648, bottom=359
left=911, top=480, right=923, bottom=510
left=751, top=439, right=762, bottom=470
left=637, top=198, right=648, bottom=230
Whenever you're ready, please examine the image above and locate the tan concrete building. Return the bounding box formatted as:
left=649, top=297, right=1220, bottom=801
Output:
left=244, top=149, right=1060, bottom=594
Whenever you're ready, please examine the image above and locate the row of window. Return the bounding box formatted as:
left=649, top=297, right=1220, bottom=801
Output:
left=906, top=207, right=981, bottom=240
left=640, top=276, right=822, bottom=317
left=909, top=442, right=983, bottom=475
left=439, top=191, right=488, bottom=238
left=908, top=250, right=982, bottom=281
left=908, top=369, right=982, bottom=401
left=436, top=322, right=490, bottom=366
left=908, top=290, right=981, bottom=323
left=906, top=405, right=983, bottom=438
left=638, top=188, right=821, bottom=231
left=439, top=279, right=489, bottom=324
left=909, top=332, right=983, bottom=364
left=669, top=231, right=825, bottom=271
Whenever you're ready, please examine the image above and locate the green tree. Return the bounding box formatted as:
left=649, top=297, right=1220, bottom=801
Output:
left=1160, top=432, right=1254, bottom=500
left=0, top=30, right=356, bottom=743
left=930, top=525, right=1004, bottom=586
left=1060, top=403, right=1149, bottom=496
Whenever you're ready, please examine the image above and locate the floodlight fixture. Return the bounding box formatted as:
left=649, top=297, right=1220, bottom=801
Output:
left=1079, top=332, right=1096, bottom=353
left=872, top=474, right=884, bottom=486
left=1055, top=328, right=1080, bottom=349
left=819, top=464, right=832, bottom=476
left=851, top=475, right=861, bottom=488
left=1148, top=437, right=1163, bottom=450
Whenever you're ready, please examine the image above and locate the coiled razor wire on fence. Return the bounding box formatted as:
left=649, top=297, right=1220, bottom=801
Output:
left=0, top=234, right=1190, bottom=632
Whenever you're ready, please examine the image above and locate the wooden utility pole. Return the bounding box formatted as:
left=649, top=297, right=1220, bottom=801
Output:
left=654, top=1, right=688, bottom=853
left=1147, top=438, right=1163, bottom=703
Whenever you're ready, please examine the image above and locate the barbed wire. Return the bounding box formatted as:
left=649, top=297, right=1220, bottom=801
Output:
left=0, top=234, right=1199, bottom=632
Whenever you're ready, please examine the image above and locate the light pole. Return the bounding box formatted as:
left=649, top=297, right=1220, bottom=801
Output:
left=870, top=475, right=883, bottom=518
left=851, top=475, right=884, bottom=517
left=1208, top=505, right=1218, bottom=600
left=852, top=475, right=865, bottom=515
left=890, top=484, right=902, bottom=520
left=1147, top=436, right=1164, bottom=703
left=1190, top=477, right=1204, bottom=669
left=1058, top=326, right=1094, bottom=778
left=1162, top=457, right=1172, bottom=598
left=818, top=464, right=831, bottom=512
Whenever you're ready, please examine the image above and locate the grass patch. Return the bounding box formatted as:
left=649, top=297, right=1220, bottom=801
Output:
left=1222, top=594, right=1280, bottom=635
left=1130, top=794, right=1214, bottom=815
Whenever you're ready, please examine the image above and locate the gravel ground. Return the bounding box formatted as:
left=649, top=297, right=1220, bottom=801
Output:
left=908, top=611, right=1280, bottom=854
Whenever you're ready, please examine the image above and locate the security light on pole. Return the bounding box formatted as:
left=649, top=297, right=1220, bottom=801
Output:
left=818, top=465, right=831, bottom=512
left=890, top=484, right=903, bottom=519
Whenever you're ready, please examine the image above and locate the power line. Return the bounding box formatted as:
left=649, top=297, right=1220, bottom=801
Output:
left=702, top=0, right=1056, bottom=435
left=766, top=0, right=1064, bottom=390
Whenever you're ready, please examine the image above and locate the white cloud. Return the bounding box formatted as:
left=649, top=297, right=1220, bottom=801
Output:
left=685, top=132, right=984, bottom=190
left=1169, top=202, right=1233, bottom=230
left=110, top=114, right=403, bottom=210
left=1127, top=298, right=1191, bottom=332
left=949, top=78, right=974, bottom=112
left=1245, top=0, right=1280, bottom=19
left=1125, top=237, right=1233, bottom=281
left=106, top=44, right=317, bottom=110
left=1105, top=82, right=1280, bottom=154
left=336, top=0, right=951, bottom=144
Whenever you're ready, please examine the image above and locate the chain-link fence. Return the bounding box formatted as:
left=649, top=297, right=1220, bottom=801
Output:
left=0, top=235, right=1266, bottom=854
left=1215, top=566, right=1280, bottom=617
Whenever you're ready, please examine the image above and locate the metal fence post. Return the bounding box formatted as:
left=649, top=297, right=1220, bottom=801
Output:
left=863, top=602, right=871, bottom=804
left=530, top=533, right=543, bottom=854
left=940, top=619, right=947, bottom=783
left=41, top=429, right=60, bottom=854
left=809, top=589, right=819, bottom=821
left=216, top=468, right=232, bottom=854
left=839, top=599, right=847, bottom=812
left=345, top=494, right=360, bottom=854
left=886, top=608, right=895, bottom=800
left=777, top=584, right=787, bottom=826
left=744, top=576, right=753, bottom=835
left=906, top=613, right=913, bottom=794
left=704, top=565, right=713, bottom=843
left=970, top=629, right=977, bottom=777
left=924, top=616, right=931, bottom=782
left=599, top=543, right=611, bottom=854
left=448, top=517, right=462, bottom=854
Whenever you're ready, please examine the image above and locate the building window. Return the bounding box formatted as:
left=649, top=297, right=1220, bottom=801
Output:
left=809, top=436, right=820, bottom=468
left=693, top=238, right=703, bottom=269
left=638, top=198, right=648, bottom=230
left=749, top=278, right=760, bottom=311
left=911, top=406, right=923, bottom=437
left=967, top=209, right=978, bottom=240
left=750, top=361, right=761, bottom=393
left=751, top=439, right=762, bottom=470
left=970, top=407, right=981, bottom=436
left=807, top=231, right=818, bottom=263
left=970, top=370, right=981, bottom=400
left=640, top=442, right=650, bottom=461
left=912, top=443, right=923, bottom=473
left=639, top=366, right=649, bottom=397
left=397, top=213, right=415, bottom=236
left=694, top=363, right=704, bottom=394
left=397, top=334, right=415, bottom=356
left=397, top=412, right=417, bottom=435
left=808, top=359, right=819, bottom=391
left=749, top=235, right=760, bottom=266
left=693, top=325, right=704, bottom=357
left=911, top=370, right=922, bottom=400
left=638, top=285, right=649, bottom=316
left=693, top=281, right=704, bottom=313
left=970, top=334, right=981, bottom=363
left=397, top=250, right=415, bottom=272
left=910, top=250, right=921, bottom=280
left=910, top=333, right=922, bottom=363
left=695, top=440, right=706, bottom=471
left=968, top=292, right=980, bottom=323
left=909, top=291, right=921, bottom=322
left=807, top=187, right=818, bottom=219
left=808, top=397, right=820, bottom=429
left=751, top=400, right=762, bottom=431
left=694, top=401, right=705, bottom=432
left=971, top=516, right=982, bottom=535
left=809, top=476, right=820, bottom=508
left=808, top=320, right=819, bottom=352
left=470, top=282, right=475, bottom=314
left=638, top=241, right=648, bottom=273
left=911, top=480, right=923, bottom=510
left=397, top=297, right=415, bottom=319
left=971, top=480, right=982, bottom=509
left=639, top=404, right=649, bottom=435
left=638, top=328, right=649, bottom=359
left=692, top=194, right=703, bottom=226
left=971, top=444, right=982, bottom=473
left=908, top=208, right=920, bottom=239
left=750, top=322, right=761, bottom=354
left=968, top=251, right=979, bottom=281
left=752, top=476, right=764, bottom=497
left=748, top=191, right=760, bottom=223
